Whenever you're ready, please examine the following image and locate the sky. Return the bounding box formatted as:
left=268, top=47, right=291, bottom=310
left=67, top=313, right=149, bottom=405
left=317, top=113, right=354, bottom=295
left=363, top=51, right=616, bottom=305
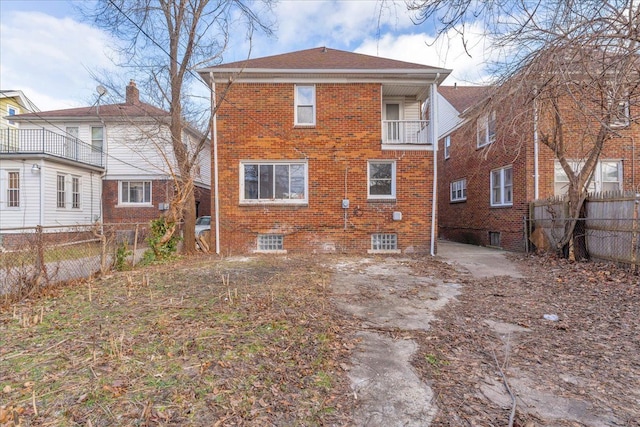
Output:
left=0, top=0, right=492, bottom=112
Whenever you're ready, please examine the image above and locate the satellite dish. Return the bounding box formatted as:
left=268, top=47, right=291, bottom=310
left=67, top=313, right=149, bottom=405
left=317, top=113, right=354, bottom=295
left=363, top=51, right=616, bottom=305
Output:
left=96, top=85, right=107, bottom=96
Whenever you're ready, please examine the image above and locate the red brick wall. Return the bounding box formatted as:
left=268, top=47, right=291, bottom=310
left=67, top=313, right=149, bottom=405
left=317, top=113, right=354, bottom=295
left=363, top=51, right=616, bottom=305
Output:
left=438, top=91, right=640, bottom=252
left=212, top=82, right=436, bottom=254
left=102, top=180, right=211, bottom=224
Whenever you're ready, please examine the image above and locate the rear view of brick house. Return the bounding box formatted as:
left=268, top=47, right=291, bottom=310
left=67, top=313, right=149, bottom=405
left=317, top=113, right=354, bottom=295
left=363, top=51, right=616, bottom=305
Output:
left=199, top=47, right=450, bottom=254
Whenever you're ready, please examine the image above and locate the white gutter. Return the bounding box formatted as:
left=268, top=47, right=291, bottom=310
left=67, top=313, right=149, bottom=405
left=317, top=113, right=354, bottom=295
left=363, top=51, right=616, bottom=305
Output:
left=430, top=76, right=440, bottom=256
left=38, top=159, right=44, bottom=225
left=211, top=73, right=221, bottom=255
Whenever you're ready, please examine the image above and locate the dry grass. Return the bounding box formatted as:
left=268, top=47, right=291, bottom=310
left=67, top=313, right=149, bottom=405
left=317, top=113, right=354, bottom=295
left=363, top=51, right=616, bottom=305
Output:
left=0, top=255, right=355, bottom=426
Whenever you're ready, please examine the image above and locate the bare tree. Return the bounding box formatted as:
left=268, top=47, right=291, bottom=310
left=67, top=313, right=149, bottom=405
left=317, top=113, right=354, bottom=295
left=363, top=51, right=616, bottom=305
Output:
left=408, top=0, right=640, bottom=258
left=83, top=0, right=274, bottom=253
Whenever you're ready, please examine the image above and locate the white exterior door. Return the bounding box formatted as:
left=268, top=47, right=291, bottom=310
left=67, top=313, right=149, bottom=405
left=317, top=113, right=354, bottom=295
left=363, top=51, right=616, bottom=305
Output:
left=384, top=102, right=402, bottom=143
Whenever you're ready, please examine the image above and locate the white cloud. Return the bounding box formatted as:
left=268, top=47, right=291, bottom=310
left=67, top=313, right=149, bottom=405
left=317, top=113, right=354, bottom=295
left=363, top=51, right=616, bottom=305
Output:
left=0, top=11, right=118, bottom=110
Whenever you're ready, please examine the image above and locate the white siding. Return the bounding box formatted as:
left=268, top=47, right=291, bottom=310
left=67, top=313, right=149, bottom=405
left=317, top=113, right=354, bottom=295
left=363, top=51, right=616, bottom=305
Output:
left=402, top=99, right=421, bottom=121
left=0, top=160, right=40, bottom=228
left=41, top=161, right=102, bottom=226
left=437, top=93, right=464, bottom=138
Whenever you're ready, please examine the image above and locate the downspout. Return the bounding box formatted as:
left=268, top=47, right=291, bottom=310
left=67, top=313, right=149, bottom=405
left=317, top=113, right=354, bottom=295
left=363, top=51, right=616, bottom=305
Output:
left=38, top=159, right=44, bottom=226
left=430, top=75, right=440, bottom=256
left=533, top=87, right=539, bottom=199
left=211, top=73, right=221, bottom=255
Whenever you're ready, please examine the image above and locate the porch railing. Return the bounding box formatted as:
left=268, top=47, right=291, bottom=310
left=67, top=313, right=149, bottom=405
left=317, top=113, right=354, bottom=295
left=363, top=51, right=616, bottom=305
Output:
left=382, top=120, right=431, bottom=145
left=0, top=128, right=104, bottom=168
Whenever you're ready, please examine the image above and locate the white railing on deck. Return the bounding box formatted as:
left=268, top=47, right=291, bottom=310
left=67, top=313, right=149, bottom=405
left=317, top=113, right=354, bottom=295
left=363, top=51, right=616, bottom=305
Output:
left=382, top=120, right=431, bottom=145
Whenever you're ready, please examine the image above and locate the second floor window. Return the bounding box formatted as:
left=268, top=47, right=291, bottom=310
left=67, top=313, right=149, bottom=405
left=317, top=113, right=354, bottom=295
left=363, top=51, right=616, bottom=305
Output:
left=490, top=166, right=512, bottom=207
left=7, top=105, right=18, bottom=126
left=91, top=127, right=103, bottom=152
left=241, top=161, right=307, bottom=203
left=450, top=178, right=467, bottom=202
left=295, top=85, right=315, bottom=126
left=7, top=171, right=20, bottom=207
left=477, top=110, right=496, bottom=148
left=120, top=181, right=152, bottom=204
left=444, top=135, right=451, bottom=159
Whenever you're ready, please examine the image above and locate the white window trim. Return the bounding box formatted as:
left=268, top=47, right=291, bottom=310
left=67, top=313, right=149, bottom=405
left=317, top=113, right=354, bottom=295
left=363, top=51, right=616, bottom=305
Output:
left=72, top=176, right=82, bottom=210
left=294, top=84, right=316, bottom=126
left=477, top=110, right=496, bottom=148
left=7, top=105, right=19, bottom=127
left=5, top=170, right=21, bottom=209
left=450, top=178, right=467, bottom=202
left=490, top=166, right=513, bottom=207
left=57, top=174, right=66, bottom=209
left=239, top=160, right=309, bottom=205
left=367, top=160, right=397, bottom=200
left=118, top=180, right=153, bottom=206
left=444, top=135, right=451, bottom=159
left=554, top=160, right=622, bottom=195
left=91, top=126, right=104, bottom=153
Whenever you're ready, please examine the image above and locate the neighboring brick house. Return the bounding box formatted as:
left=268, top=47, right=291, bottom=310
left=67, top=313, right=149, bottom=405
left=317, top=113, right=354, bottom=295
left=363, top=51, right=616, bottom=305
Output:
left=437, top=83, right=639, bottom=251
left=198, top=47, right=450, bottom=254
left=9, top=81, right=211, bottom=226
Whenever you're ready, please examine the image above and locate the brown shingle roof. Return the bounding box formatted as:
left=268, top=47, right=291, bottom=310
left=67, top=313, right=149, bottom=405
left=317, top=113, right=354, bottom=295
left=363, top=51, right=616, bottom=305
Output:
left=209, top=46, right=442, bottom=70
left=12, top=102, right=168, bottom=120
left=439, top=85, right=490, bottom=113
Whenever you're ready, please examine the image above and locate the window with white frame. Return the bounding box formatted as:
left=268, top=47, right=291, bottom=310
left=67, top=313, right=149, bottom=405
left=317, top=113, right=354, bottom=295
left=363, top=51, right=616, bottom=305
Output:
left=294, top=85, right=315, bottom=126
left=72, top=176, right=81, bottom=209
left=7, top=171, right=20, bottom=207
left=257, top=234, right=284, bottom=252
left=120, top=181, right=152, bottom=204
left=607, top=88, right=630, bottom=128
left=490, top=166, right=512, bottom=207
left=554, top=160, right=622, bottom=196
left=7, top=105, right=18, bottom=126
left=477, top=110, right=496, bottom=147
left=368, top=160, right=396, bottom=199
left=91, top=127, right=103, bottom=152
left=450, top=178, right=467, bottom=202
left=444, top=135, right=451, bottom=159
left=241, top=161, right=307, bottom=203
left=57, top=175, right=66, bottom=208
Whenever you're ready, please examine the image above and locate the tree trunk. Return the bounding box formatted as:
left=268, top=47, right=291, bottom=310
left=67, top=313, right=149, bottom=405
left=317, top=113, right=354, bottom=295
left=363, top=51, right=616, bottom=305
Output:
left=572, top=201, right=589, bottom=261
left=182, top=189, right=197, bottom=254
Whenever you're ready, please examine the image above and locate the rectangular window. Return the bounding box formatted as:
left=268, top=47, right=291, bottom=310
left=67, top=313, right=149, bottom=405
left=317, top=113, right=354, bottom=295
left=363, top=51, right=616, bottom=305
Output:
left=7, top=105, right=18, bottom=126
left=241, top=161, right=307, bottom=203
left=490, top=166, right=513, bottom=207
left=554, top=160, right=622, bottom=196
left=57, top=175, right=66, bottom=208
left=368, top=160, right=396, bottom=199
left=608, top=89, right=630, bottom=128
left=120, top=181, right=152, bottom=204
left=7, top=171, right=19, bottom=207
left=72, top=176, right=81, bottom=209
left=295, top=85, right=316, bottom=126
left=444, top=135, right=451, bottom=159
left=450, top=178, right=467, bottom=202
left=371, top=233, right=398, bottom=251
left=489, top=231, right=501, bottom=247
left=477, top=110, right=496, bottom=147
left=91, top=127, right=103, bottom=152
left=257, top=234, right=284, bottom=252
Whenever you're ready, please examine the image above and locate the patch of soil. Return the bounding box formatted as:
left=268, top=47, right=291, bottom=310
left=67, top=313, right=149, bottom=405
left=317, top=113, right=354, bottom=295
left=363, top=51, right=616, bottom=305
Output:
left=411, top=255, right=640, bottom=426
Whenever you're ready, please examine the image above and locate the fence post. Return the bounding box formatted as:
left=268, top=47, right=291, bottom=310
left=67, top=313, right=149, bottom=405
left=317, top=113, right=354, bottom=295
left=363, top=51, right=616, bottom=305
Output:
left=132, top=224, right=139, bottom=267
left=632, top=196, right=639, bottom=269
left=100, top=224, right=108, bottom=274
left=35, top=225, right=46, bottom=288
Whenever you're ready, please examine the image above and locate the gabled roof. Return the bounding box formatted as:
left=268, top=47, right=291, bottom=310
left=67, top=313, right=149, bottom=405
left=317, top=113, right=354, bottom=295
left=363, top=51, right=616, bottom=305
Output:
left=198, top=47, right=451, bottom=86
left=0, top=90, right=40, bottom=112
left=439, top=85, right=490, bottom=114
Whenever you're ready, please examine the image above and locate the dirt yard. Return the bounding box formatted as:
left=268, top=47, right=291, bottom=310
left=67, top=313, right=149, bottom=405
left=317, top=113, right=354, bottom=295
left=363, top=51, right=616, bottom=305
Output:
left=1, top=251, right=639, bottom=426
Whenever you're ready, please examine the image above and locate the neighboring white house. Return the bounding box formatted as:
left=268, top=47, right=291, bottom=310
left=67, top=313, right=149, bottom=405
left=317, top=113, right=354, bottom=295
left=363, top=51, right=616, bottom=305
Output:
left=2, top=81, right=211, bottom=230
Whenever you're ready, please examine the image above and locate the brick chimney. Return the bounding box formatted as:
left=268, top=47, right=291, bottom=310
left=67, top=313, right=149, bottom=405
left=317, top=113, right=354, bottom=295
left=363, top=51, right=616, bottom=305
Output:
left=125, top=80, right=139, bottom=104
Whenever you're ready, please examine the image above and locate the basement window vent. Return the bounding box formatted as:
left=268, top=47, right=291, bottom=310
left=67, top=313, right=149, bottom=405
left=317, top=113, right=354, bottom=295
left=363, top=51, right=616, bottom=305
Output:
left=257, top=234, right=285, bottom=252
left=369, top=233, right=399, bottom=253
left=489, top=231, right=501, bottom=247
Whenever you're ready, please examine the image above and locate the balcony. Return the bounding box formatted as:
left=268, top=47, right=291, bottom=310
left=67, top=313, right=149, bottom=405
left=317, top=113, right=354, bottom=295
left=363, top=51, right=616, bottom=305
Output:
left=0, top=128, right=104, bottom=169
left=381, top=120, right=432, bottom=147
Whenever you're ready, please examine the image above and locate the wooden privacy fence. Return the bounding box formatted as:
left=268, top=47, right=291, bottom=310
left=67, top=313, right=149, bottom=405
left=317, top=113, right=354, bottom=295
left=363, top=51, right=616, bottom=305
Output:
left=529, top=192, right=640, bottom=266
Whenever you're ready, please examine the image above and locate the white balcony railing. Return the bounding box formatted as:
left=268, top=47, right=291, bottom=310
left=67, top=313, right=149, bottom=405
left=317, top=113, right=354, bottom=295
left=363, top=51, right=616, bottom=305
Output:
left=382, top=120, right=431, bottom=145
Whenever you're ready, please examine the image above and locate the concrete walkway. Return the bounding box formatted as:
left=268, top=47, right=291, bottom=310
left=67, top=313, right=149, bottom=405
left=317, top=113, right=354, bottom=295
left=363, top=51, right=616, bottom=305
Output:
left=436, top=240, right=524, bottom=278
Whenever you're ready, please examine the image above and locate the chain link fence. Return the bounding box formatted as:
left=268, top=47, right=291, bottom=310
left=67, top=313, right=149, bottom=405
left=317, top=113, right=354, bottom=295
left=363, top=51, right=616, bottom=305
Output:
left=0, top=223, right=152, bottom=301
